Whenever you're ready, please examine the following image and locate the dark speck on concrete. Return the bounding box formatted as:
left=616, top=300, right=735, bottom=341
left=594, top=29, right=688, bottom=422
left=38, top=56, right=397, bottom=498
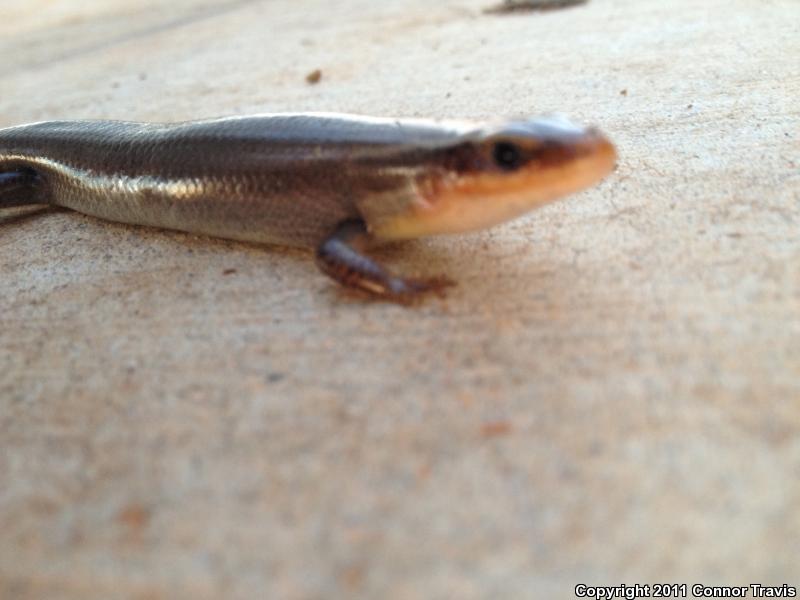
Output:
left=484, top=0, right=588, bottom=15
left=306, top=69, right=322, bottom=84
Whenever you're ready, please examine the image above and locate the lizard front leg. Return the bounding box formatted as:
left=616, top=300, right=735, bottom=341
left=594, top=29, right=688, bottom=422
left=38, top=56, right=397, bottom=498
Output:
left=315, top=219, right=453, bottom=301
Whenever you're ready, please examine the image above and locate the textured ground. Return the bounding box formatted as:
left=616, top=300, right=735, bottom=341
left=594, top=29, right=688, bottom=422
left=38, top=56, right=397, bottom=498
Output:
left=1, top=0, right=798, bottom=598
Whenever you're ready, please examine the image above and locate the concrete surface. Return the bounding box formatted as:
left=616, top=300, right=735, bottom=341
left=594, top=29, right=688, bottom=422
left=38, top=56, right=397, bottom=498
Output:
left=1, top=0, right=799, bottom=598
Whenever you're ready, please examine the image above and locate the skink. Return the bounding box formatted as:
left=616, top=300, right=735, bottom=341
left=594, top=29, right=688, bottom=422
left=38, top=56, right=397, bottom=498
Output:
left=0, top=113, right=616, bottom=299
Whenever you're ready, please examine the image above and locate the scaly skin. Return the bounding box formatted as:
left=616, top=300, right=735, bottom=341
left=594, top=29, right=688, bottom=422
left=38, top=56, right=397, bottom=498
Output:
left=0, top=112, right=616, bottom=300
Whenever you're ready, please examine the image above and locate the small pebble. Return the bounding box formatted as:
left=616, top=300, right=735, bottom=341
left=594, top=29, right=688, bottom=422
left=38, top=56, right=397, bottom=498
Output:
left=306, top=69, right=322, bottom=85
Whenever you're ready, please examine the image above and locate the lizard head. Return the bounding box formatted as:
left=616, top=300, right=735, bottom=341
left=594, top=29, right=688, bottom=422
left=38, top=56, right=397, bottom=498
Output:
left=370, top=115, right=617, bottom=240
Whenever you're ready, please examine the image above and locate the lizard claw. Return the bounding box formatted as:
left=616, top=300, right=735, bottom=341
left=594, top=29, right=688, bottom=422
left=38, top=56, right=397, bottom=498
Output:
left=386, top=274, right=456, bottom=301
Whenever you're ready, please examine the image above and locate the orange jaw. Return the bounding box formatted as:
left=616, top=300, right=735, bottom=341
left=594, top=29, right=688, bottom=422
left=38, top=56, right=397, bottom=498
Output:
left=372, top=129, right=617, bottom=241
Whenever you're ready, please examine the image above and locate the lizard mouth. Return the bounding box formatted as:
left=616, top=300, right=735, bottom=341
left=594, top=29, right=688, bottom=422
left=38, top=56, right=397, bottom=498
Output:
left=373, top=126, right=617, bottom=240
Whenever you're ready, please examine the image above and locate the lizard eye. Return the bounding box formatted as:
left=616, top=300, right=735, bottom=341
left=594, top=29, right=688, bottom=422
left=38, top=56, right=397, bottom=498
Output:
left=492, top=141, right=522, bottom=171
